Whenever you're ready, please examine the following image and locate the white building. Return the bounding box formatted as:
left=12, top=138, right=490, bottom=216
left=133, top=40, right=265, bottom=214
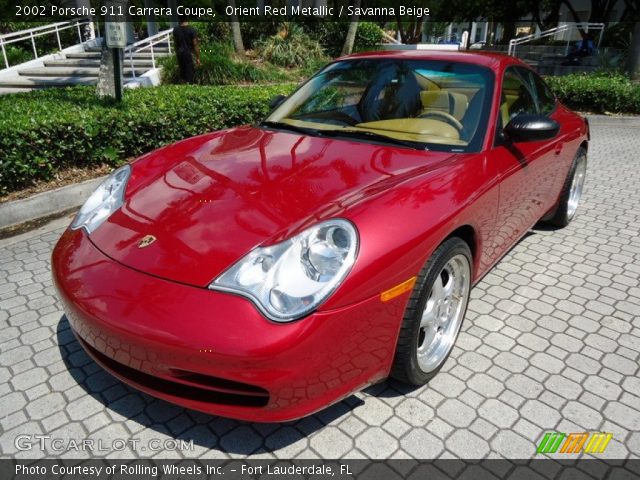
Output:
left=442, top=0, right=628, bottom=47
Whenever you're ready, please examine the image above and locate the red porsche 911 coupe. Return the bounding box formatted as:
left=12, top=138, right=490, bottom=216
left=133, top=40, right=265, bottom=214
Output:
left=53, top=51, right=589, bottom=422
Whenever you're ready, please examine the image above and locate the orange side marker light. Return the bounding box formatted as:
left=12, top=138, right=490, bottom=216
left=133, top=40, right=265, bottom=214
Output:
left=380, top=277, right=417, bottom=302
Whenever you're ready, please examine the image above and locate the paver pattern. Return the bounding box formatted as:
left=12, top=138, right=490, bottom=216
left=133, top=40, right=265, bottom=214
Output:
left=1, top=118, right=639, bottom=459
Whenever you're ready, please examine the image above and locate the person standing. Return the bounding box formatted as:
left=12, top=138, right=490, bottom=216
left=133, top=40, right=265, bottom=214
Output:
left=172, top=17, right=201, bottom=84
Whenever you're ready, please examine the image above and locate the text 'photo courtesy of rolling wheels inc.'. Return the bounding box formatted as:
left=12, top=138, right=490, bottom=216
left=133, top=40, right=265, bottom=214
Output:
left=1, top=0, right=640, bottom=479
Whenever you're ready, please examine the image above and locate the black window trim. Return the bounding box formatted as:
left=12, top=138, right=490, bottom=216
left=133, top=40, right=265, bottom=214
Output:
left=528, top=68, right=558, bottom=117
left=493, top=65, right=557, bottom=147
left=511, top=66, right=558, bottom=118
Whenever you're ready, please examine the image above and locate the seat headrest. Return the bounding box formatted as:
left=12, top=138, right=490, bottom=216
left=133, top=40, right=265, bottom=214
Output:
left=420, top=90, right=450, bottom=111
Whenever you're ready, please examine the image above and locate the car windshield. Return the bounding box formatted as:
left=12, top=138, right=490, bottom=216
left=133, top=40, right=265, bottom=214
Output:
left=265, top=58, right=494, bottom=152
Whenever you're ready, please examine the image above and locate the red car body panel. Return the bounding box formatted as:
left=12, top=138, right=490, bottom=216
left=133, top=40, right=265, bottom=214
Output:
left=52, top=51, right=589, bottom=421
left=53, top=227, right=405, bottom=422
left=89, top=128, right=458, bottom=290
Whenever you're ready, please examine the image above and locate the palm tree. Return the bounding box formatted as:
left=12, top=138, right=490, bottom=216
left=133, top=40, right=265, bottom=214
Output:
left=227, top=0, right=245, bottom=56
left=341, top=0, right=360, bottom=56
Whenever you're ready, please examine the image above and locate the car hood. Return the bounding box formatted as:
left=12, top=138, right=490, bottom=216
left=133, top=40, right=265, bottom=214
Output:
left=89, top=126, right=454, bottom=287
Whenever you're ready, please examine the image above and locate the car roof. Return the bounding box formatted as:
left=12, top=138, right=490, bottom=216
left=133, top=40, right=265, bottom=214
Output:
left=337, top=49, right=522, bottom=71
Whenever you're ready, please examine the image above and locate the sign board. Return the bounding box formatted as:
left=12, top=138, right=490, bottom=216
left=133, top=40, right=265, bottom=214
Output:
left=105, top=21, right=126, bottom=48
left=105, top=0, right=127, bottom=48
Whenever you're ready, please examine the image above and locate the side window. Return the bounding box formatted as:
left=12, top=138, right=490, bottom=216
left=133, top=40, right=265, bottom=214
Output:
left=498, top=68, right=537, bottom=129
left=531, top=73, right=557, bottom=116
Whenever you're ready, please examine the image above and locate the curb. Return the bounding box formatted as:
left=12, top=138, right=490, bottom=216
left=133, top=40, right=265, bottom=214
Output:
left=586, top=114, right=640, bottom=126
left=0, top=176, right=105, bottom=230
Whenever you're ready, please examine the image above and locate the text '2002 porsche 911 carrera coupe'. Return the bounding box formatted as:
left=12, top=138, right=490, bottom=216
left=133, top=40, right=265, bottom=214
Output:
left=53, top=51, right=589, bottom=422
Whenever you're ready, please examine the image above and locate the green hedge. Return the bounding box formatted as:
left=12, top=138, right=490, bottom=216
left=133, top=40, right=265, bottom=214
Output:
left=0, top=84, right=295, bottom=194
left=546, top=73, right=640, bottom=114
left=160, top=42, right=291, bottom=85
left=2, top=72, right=639, bottom=195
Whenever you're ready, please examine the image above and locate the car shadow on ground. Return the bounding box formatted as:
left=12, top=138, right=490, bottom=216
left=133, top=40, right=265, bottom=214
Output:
left=57, top=314, right=390, bottom=454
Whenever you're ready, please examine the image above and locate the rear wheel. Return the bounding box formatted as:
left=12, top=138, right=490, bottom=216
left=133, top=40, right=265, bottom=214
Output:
left=544, top=148, right=587, bottom=227
left=391, top=237, right=472, bottom=385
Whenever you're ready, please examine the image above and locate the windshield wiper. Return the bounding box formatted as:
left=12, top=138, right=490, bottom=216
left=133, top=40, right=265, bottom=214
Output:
left=259, top=120, right=319, bottom=136
left=260, top=122, right=428, bottom=151
left=320, top=129, right=428, bottom=151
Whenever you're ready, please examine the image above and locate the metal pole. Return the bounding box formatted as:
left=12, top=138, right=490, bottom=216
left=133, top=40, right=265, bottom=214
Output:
left=113, top=47, right=122, bottom=102
left=1, top=39, right=8, bottom=68
left=130, top=49, right=135, bottom=78
left=76, top=22, right=82, bottom=43
left=151, top=44, right=155, bottom=70
left=31, top=32, right=38, bottom=58
left=55, top=25, right=62, bottom=51
left=167, top=33, right=171, bottom=54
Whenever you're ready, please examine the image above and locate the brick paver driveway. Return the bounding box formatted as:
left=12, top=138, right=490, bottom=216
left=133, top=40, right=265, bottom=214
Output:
left=1, top=117, right=639, bottom=460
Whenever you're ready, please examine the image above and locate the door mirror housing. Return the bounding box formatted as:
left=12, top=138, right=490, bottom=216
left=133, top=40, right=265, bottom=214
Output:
left=503, top=114, right=560, bottom=142
left=269, top=94, right=287, bottom=110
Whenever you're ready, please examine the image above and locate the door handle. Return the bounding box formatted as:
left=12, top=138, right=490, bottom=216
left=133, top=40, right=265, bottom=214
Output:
left=554, top=142, right=563, bottom=155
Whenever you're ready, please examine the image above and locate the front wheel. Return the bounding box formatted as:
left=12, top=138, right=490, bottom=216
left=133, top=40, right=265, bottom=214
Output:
left=391, top=237, right=472, bottom=385
left=543, top=148, right=587, bottom=227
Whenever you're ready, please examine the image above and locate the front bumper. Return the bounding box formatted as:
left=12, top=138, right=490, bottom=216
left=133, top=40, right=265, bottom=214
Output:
left=52, top=228, right=406, bottom=422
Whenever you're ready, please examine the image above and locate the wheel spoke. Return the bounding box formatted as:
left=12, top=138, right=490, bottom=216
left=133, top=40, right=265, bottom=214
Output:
left=431, top=274, right=445, bottom=302
left=420, top=305, right=436, bottom=329
left=419, top=326, right=438, bottom=353
left=442, top=271, right=455, bottom=297
left=416, top=253, right=472, bottom=374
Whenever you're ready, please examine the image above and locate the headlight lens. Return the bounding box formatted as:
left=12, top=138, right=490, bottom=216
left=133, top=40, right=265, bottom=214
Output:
left=210, top=219, right=358, bottom=322
left=70, top=165, right=130, bottom=234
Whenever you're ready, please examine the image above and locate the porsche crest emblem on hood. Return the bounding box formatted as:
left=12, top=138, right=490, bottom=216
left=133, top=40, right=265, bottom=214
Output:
left=137, top=235, right=156, bottom=248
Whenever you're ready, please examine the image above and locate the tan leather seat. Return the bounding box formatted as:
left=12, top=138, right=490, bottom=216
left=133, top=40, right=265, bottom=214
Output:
left=420, top=90, right=469, bottom=120
left=501, top=94, right=519, bottom=126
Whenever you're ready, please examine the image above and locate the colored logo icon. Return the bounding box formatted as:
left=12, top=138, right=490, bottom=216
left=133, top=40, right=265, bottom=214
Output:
left=137, top=234, right=156, bottom=248
left=537, top=432, right=613, bottom=454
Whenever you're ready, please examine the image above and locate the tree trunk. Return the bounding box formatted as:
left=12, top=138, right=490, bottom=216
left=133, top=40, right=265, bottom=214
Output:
left=341, top=0, right=360, bottom=56
left=502, top=23, right=517, bottom=45
left=628, top=21, right=640, bottom=80
left=228, top=0, right=245, bottom=56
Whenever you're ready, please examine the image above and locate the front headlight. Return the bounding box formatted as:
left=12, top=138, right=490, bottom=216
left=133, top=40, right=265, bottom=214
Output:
left=70, top=165, right=131, bottom=234
left=210, top=219, right=358, bottom=322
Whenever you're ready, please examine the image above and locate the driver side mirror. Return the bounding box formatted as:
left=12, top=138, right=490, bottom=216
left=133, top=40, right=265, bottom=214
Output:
left=503, top=114, right=560, bottom=142
left=269, top=94, right=287, bottom=110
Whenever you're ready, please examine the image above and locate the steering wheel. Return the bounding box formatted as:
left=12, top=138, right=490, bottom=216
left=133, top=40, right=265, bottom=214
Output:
left=417, top=111, right=464, bottom=134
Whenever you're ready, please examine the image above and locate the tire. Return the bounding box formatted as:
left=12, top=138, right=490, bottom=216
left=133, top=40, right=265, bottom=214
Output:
left=391, top=237, right=472, bottom=385
left=543, top=147, right=587, bottom=228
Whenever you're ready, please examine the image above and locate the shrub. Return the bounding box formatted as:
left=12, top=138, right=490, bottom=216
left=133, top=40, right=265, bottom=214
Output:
left=298, top=57, right=332, bottom=78
left=240, top=21, right=280, bottom=50
left=303, top=22, right=384, bottom=57
left=193, top=22, right=232, bottom=46
left=256, top=23, right=327, bottom=68
left=546, top=73, right=640, bottom=114
left=4, top=45, right=32, bottom=66
left=0, top=84, right=296, bottom=194
left=160, top=42, right=289, bottom=85
left=303, top=23, right=346, bottom=57
left=354, top=22, right=384, bottom=52
left=601, top=22, right=633, bottom=49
